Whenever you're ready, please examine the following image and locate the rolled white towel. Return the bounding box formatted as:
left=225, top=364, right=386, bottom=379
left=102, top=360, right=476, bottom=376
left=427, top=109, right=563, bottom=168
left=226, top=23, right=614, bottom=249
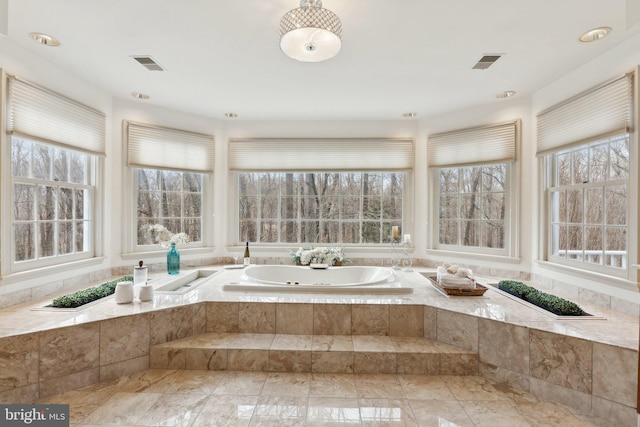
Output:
left=440, top=275, right=476, bottom=288
left=455, top=267, right=473, bottom=277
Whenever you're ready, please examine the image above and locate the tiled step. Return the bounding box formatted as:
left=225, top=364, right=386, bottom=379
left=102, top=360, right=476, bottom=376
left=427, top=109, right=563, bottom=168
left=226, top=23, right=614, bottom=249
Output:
left=150, top=333, right=478, bottom=375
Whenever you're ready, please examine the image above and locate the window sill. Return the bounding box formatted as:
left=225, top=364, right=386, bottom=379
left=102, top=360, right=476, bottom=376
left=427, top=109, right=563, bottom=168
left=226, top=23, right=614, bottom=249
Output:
left=533, top=260, right=636, bottom=291
left=424, top=249, right=521, bottom=264
left=1, top=257, right=107, bottom=286
left=121, top=246, right=215, bottom=260
left=226, top=244, right=415, bottom=254
left=225, top=245, right=416, bottom=262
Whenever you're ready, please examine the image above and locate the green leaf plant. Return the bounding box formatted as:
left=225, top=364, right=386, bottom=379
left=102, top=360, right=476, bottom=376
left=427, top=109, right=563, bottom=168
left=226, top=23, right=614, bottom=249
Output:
left=52, top=276, right=134, bottom=308
left=498, top=280, right=585, bottom=316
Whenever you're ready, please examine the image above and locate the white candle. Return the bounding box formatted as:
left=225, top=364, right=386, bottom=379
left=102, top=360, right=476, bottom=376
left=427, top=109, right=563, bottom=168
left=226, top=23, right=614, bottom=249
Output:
left=391, top=226, right=399, bottom=240
left=404, top=234, right=411, bottom=243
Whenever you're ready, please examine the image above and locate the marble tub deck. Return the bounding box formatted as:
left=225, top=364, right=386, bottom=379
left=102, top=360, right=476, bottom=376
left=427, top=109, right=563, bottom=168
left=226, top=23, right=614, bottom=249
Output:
left=0, top=267, right=637, bottom=347
left=0, top=266, right=638, bottom=426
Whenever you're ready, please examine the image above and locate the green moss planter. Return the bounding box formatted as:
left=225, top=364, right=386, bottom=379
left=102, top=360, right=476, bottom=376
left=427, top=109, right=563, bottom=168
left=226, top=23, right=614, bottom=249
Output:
left=498, top=280, right=585, bottom=316
left=52, top=276, right=134, bottom=308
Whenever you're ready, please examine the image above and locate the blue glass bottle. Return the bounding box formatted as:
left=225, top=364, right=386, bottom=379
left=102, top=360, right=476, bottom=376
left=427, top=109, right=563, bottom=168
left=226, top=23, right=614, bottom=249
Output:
left=167, top=243, right=180, bottom=275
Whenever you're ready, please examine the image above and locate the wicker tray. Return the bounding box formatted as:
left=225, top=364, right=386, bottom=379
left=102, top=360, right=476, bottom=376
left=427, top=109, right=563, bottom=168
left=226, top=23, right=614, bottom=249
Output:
left=427, top=276, right=488, bottom=297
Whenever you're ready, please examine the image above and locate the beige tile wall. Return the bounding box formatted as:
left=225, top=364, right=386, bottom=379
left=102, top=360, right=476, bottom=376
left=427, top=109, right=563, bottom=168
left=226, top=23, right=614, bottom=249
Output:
left=0, top=303, right=206, bottom=401
left=0, top=299, right=635, bottom=426
left=478, top=315, right=637, bottom=426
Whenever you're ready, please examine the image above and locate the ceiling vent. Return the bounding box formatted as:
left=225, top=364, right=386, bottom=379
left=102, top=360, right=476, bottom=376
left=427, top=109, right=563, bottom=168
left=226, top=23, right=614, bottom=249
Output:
left=472, top=55, right=502, bottom=70
left=132, top=56, right=165, bottom=71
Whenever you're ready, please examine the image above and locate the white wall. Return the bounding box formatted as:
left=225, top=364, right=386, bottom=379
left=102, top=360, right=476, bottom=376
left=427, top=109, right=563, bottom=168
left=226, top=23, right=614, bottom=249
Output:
left=108, top=107, right=420, bottom=266
left=409, top=31, right=640, bottom=301
left=0, top=30, right=639, bottom=303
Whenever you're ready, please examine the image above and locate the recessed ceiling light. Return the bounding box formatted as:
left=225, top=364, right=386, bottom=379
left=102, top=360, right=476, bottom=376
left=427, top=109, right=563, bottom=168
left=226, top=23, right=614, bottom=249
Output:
left=579, top=27, right=612, bottom=42
left=403, top=112, right=417, bottom=118
left=131, top=92, right=149, bottom=100
left=496, top=90, right=516, bottom=99
left=29, top=32, right=60, bottom=47
left=225, top=113, right=238, bottom=118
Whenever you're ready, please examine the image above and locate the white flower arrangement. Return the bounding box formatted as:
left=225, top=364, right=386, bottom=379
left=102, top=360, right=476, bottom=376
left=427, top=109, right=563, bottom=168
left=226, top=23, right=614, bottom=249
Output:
left=290, top=246, right=348, bottom=266
left=148, top=224, right=190, bottom=248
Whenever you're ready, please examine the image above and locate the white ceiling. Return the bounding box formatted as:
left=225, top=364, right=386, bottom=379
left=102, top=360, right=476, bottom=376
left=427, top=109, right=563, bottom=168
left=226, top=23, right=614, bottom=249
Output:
left=5, top=0, right=640, bottom=121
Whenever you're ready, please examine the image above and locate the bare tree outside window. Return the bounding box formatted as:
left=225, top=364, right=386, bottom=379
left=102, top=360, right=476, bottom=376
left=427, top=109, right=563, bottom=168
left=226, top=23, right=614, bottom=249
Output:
left=136, top=168, right=203, bottom=245
left=438, top=164, right=507, bottom=249
left=549, top=135, right=629, bottom=269
left=11, top=137, right=93, bottom=263
left=239, top=172, right=404, bottom=244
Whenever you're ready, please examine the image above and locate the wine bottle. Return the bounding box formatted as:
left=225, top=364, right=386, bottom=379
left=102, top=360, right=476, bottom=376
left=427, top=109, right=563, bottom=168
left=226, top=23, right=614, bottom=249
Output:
left=243, top=242, right=251, bottom=266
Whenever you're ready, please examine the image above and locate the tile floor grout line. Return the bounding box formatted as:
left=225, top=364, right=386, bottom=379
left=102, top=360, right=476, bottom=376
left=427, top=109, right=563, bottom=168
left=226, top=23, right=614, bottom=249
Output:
left=43, top=369, right=604, bottom=426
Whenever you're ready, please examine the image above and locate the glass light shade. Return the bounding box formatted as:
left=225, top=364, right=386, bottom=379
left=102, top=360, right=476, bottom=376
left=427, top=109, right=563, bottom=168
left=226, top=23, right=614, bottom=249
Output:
left=279, top=4, right=342, bottom=62
left=280, top=27, right=342, bottom=62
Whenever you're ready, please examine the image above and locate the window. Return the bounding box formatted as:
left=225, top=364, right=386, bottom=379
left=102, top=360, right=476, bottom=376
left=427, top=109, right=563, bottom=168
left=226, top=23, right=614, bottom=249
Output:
left=124, top=121, right=214, bottom=252
left=11, top=137, right=95, bottom=264
left=438, top=164, right=507, bottom=249
left=428, top=120, right=519, bottom=256
left=5, top=75, right=105, bottom=273
left=537, top=73, right=633, bottom=276
left=238, top=172, right=404, bottom=244
left=230, top=138, right=414, bottom=246
left=136, top=168, right=204, bottom=245
left=547, top=135, right=629, bottom=269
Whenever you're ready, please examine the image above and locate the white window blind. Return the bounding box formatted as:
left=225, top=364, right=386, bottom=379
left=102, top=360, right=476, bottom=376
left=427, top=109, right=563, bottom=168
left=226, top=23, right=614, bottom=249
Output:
left=126, top=121, right=214, bottom=172
left=428, top=120, right=519, bottom=167
left=536, top=73, right=633, bottom=155
left=7, top=76, right=106, bottom=155
left=228, top=138, right=414, bottom=172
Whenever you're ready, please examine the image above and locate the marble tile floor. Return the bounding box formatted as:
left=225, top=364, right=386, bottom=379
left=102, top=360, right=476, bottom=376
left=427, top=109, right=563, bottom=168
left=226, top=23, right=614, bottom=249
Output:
left=38, top=369, right=605, bottom=426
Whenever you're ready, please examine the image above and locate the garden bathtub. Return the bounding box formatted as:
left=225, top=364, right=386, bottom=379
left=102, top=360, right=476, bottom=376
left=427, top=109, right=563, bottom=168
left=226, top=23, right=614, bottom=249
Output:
left=223, top=265, right=412, bottom=294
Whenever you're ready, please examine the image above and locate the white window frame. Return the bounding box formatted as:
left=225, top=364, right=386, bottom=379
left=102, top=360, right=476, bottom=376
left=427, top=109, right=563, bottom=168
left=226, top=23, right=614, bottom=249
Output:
left=8, top=137, right=100, bottom=273
left=227, top=138, right=415, bottom=250
left=541, top=135, right=632, bottom=278
left=1, top=72, right=105, bottom=276
left=536, top=72, right=636, bottom=282
left=427, top=120, right=520, bottom=260
left=430, top=162, right=517, bottom=258
left=130, top=167, right=211, bottom=253
left=122, top=169, right=214, bottom=257
left=232, top=171, right=412, bottom=246
left=122, top=121, right=215, bottom=256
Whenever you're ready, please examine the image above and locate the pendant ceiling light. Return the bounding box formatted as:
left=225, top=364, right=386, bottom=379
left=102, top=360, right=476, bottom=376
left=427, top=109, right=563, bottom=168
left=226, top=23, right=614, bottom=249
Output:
left=279, top=0, right=342, bottom=62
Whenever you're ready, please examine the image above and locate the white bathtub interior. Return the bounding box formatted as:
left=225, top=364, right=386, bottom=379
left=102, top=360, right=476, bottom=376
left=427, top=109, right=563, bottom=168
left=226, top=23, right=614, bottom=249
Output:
left=223, top=265, right=412, bottom=294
